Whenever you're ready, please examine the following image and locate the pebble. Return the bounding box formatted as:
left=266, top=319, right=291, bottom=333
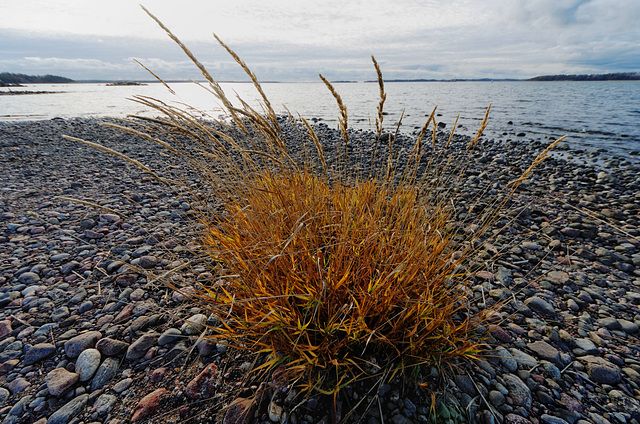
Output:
left=524, top=297, right=556, bottom=317
left=580, top=355, right=622, bottom=384
left=185, top=363, right=218, bottom=399
left=131, top=388, right=167, bottom=422
left=76, top=348, right=101, bottom=381
left=46, top=394, right=88, bottom=424
left=24, top=342, right=56, bottom=365
left=90, top=356, right=120, bottom=391
left=112, top=377, right=133, bottom=393
left=46, top=368, right=79, bottom=396
left=527, top=340, right=562, bottom=366
left=64, top=330, right=102, bottom=358
left=95, top=337, right=129, bottom=356
left=180, top=313, right=208, bottom=335
left=158, top=328, right=182, bottom=346
left=503, top=374, right=532, bottom=409
left=7, top=378, right=30, bottom=395
left=94, top=393, right=117, bottom=415
left=2, top=116, right=640, bottom=424
left=126, top=332, right=159, bottom=360
left=0, top=388, right=9, bottom=406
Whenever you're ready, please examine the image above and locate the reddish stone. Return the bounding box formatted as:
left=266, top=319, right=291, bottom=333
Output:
left=131, top=388, right=167, bottom=422
left=114, top=304, right=135, bottom=323
left=475, top=270, right=495, bottom=281
left=150, top=367, right=167, bottom=383
left=115, top=274, right=138, bottom=287
left=224, top=398, right=256, bottom=424
left=185, top=363, right=218, bottom=399
left=0, top=320, right=12, bottom=340
left=504, top=414, right=533, bottom=424
left=559, top=393, right=583, bottom=413
left=490, top=327, right=513, bottom=343
left=0, top=359, right=20, bottom=373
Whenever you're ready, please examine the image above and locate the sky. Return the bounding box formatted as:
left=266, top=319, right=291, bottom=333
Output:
left=1, top=0, right=639, bottom=82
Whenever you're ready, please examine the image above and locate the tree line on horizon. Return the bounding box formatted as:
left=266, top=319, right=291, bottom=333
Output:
left=0, top=72, right=75, bottom=86
left=1, top=71, right=638, bottom=86
left=528, top=72, right=640, bottom=81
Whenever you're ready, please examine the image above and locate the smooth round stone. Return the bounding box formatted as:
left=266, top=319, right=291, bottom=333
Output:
left=17, top=272, right=40, bottom=284
left=158, top=328, right=182, bottom=346
left=76, top=348, right=101, bottom=382
left=0, top=387, right=11, bottom=406
left=180, top=314, right=207, bottom=335
left=24, top=343, right=56, bottom=365
left=46, top=368, right=79, bottom=396
left=77, top=301, right=94, bottom=314
left=112, top=377, right=133, bottom=393
left=94, top=393, right=117, bottom=415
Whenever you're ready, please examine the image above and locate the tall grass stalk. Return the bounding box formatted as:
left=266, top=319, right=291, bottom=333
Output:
left=65, top=8, right=565, bottom=397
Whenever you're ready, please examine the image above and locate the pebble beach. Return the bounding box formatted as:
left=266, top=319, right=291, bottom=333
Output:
left=1, top=117, right=640, bottom=424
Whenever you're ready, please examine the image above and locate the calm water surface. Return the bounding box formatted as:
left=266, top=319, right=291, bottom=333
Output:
left=2, top=81, right=639, bottom=162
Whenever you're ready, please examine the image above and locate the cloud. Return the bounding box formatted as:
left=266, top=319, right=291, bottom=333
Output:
left=1, top=0, right=638, bottom=81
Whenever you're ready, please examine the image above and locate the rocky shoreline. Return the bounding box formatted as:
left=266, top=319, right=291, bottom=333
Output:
left=1, top=117, right=640, bottom=424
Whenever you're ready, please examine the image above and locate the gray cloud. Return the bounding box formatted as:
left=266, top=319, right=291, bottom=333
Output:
left=1, top=0, right=638, bottom=82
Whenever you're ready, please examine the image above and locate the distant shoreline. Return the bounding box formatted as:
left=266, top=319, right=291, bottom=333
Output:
left=0, top=90, right=62, bottom=96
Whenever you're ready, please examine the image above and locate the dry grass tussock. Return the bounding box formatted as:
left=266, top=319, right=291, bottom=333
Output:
left=64, top=7, right=565, bottom=397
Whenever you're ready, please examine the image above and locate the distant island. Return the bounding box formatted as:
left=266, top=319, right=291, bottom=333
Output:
left=527, top=72, right=640, bottom=81
left=0, top=72, right=75, bottom=86
left=106, top=81, right=147, bottom=86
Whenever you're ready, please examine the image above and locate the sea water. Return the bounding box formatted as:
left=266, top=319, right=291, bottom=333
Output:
left=1, top=81, right=639, bottom=163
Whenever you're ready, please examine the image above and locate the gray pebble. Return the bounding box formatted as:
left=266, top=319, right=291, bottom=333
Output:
left=93, top=393, right=117, bottom=415
left=17, top=272, right=40, bottom=284
left=90, top=357, right=120, bottom=392
left=158, top=328, right=182, bottom=346
left=46, top=394, right=88, bottom=424
left=64, top=330, right=102, bottom=358
left=524, top=296, right=556, bottom=316
left=76, top=348, right=101, bottom=381
left=24, top=342, right=56, bottom=365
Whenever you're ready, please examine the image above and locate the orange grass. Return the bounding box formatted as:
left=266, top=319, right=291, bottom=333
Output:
left=199, top=170, right=485, bottom=390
